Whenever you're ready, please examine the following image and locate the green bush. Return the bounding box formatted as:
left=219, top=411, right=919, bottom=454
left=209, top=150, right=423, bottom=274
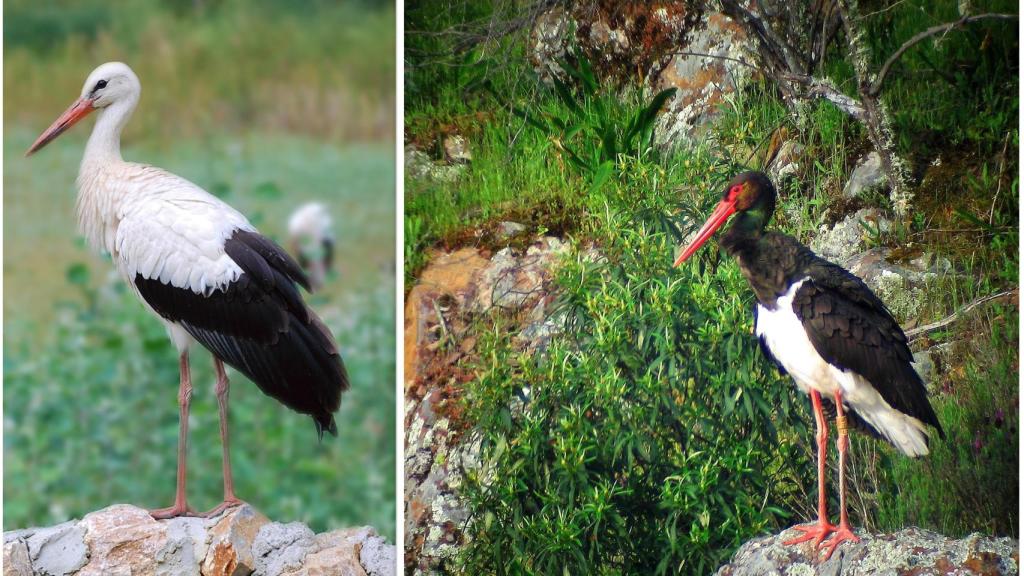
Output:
left=458, top=150, right=815, bottom=574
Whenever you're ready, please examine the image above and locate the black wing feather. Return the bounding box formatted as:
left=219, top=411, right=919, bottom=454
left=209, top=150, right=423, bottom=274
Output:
left=135, top=229, right=347, bottom=438
left=793, top=261, right=943, bottom=438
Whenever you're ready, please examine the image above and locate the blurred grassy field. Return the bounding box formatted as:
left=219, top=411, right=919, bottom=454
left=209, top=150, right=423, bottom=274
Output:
left=4, top=0, right=396, bottom=539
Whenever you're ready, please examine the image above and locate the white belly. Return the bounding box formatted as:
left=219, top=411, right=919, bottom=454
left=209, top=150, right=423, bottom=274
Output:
left=755, top=278, right=930, bottom=456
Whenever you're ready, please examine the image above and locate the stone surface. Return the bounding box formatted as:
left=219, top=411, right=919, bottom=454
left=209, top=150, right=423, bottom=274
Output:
left=767, top=140, right=805, bottom=183
left=442, top=134, right=472, bottom=164
left=405, top=145, right=463, bottom=183
left=3, top=505, right=394, bottom=576
left=716, top=526, right=1019, bottom=575
left=528, top=4, right=756, bottom=146
left=842, top=247, right=953, bottom=322
left=843, top=151, right=887, bottom=200
left=653, top=11, right=756, bottom=147
left=810, top=208, right=892, bottom=263
left=404, top=236, right=577, bottom=574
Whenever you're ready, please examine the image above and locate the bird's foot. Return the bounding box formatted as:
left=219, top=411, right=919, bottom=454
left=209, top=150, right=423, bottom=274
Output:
left=149, top=503, right=198, bottom=519
left=783, top=521, right=836, bottom=548
left=197, top=497, right=246, bottom=519
left=818, top=524, right=859, bottom=560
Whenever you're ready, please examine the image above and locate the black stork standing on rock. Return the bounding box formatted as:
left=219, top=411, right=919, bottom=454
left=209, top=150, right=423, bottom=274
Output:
left=26, top=62, right=349, bottom=519
left=674, top=171, right=944, bottom=559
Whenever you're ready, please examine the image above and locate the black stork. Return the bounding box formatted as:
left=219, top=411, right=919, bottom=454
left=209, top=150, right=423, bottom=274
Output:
left=674, top=171, right=944, bottom=559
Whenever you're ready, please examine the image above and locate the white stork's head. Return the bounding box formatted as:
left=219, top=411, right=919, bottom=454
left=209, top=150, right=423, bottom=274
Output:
left=26, top=62, right=141, bottom=156
left=80, top=62, right=141, bottom=110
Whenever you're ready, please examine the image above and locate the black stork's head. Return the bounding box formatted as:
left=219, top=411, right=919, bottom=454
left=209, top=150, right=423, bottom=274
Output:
left=673, top=171, right=777, bottom=266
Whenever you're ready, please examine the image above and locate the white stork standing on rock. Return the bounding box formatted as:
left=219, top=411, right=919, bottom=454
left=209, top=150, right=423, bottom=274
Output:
left=287, top=202, right=335, bottom=291
left=26, top=62, right=349, bottom=519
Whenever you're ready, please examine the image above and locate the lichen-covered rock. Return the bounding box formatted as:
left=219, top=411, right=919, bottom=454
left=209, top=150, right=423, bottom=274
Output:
left=716, top=526, right=1018, bottom=575
left=2, top=505, right=395, bottom=576
left=442, top=134, right=472, bottom=165
left=405, top=145, right=463, bottom=183
left=843, top=151, right=888, bottom=200
left=404, top=236, right=578, bottom=574
left=810, top=208, right=892, bottom=263
left=841, top=248, right=952, bottom=322
left=528, top=3, right=756, bottom=146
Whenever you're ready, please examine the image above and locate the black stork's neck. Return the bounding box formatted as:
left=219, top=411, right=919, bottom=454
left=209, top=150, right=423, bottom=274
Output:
left=719, top=208, right=812, bottom=309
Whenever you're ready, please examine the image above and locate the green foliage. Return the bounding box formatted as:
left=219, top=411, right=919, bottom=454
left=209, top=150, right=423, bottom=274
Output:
left=458, top=150, right=815, bottom=574
left=4, top=0, right=395, bottom=143
left=513, top=54, right=676, bottom=186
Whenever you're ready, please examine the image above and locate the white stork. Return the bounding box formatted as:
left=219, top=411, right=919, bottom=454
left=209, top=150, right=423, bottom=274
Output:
left=26, top=62, right=349, bottom=519
left=287, top=202, right=335, bottom=291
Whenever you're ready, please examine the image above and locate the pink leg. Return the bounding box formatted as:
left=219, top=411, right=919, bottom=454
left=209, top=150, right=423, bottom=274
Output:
left=819, top=391, right=860, bottom=559
left=784, top=390, right=836, bottom=547
left=199, top=358, right=245, bottom=518
left=150, top=351, right=196, bottom=519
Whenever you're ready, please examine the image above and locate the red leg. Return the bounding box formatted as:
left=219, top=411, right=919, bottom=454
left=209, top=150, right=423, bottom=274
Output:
left=150, top=351, right=196, bottom=519
left=819, top=390, right=860, bottom=559
left=200, top=358, right=246, bottom=518
left=783, top=390, right=836, bottom=546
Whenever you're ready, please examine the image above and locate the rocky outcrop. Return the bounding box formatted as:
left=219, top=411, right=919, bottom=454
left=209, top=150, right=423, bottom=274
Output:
left=716, top=526, right=1018, bottom=575
left=404, top=233, right=574, bottom=574
left=528, top=2, right=756, bottom=146
left=3, top=504, right=395, bottom=576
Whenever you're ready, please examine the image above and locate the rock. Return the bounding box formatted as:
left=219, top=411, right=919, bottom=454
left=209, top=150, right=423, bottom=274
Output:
left=843, top=152, right=887, bottom=200
left=527, top=4, right=756, bottom=146
left=716, top=526, right=1019, bottom=575
left=252, top=521, right=315, bottom=576
left=442, top=134, right=472, bottom=164
left=528, top=6, right=572, bottom=84
left=810, top=208, right=891, bottom=263
left=497, top=221, right=527, bottom=238
left=2, top=505, right=394, bottom=576
left=841, top=247, right=954, bottom=322
left=3, top=537, right=32, bottom=576
left=404, top=236, right=577, bottom=573
left=25, top=520, right=88, bottom=576
left=405, top=145, right=463, bottom=183
left=767, top=140, right=805, bottom=183
left=653, top=11, right=756, bottom=147
left=203, top=504, right=269, bottom=575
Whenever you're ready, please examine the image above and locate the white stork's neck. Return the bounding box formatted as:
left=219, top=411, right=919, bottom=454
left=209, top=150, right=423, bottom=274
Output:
left=82, top=94, right=137, bottom=166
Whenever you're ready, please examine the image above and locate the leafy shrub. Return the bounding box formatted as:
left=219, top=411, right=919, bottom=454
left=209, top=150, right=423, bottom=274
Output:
left=458, top=151, right=814, bottom=574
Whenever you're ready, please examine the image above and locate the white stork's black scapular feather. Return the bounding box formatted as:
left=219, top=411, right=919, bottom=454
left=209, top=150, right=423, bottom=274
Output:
left=135, top=229, right=348, bottom=439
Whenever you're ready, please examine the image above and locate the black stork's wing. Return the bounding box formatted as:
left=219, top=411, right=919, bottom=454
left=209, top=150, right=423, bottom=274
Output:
left=792, top=260, right=944, bottom=438
left=135, top=229, right=349, bottom=439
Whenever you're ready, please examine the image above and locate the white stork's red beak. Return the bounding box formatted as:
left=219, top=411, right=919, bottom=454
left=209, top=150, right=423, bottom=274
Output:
left=673, top=198, right=738, bottom=267
left=26, top=97, right=96, bottom=156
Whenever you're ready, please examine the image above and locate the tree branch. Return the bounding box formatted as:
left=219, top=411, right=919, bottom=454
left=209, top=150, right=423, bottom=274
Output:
left=870, top=13, right=1018, bottom=96
left=905, top=289, right=1017, bottom=340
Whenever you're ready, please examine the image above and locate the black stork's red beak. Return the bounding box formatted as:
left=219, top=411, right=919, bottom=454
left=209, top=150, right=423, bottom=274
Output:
left=26, top=97, right=96, bottom=156
left=673, top=197, right=738, bottom=267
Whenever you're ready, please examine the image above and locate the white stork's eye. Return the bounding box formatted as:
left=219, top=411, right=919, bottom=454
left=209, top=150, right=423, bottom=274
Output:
left=94, top=79, right=108, bottom=91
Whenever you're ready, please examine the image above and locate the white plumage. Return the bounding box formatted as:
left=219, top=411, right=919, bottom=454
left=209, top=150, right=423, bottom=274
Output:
left=27, top=61, right=348, bottom=519
left=756, top=278, right=930, bottom=456
left=287, top=201, right=334, bottom=290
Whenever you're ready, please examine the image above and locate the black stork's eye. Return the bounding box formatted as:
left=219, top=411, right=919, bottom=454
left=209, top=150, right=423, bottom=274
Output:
left=95, top=79, right=108, bottom=91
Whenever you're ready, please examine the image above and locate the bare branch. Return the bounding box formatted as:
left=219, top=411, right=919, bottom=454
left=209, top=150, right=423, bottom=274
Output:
left=665, top=51, right=758, bottom=69
left=905, top=290, right=1017, bottom=340
left=870, top=13, right=1018, bottom=96
left=781, top=73, right=866, bottom=120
